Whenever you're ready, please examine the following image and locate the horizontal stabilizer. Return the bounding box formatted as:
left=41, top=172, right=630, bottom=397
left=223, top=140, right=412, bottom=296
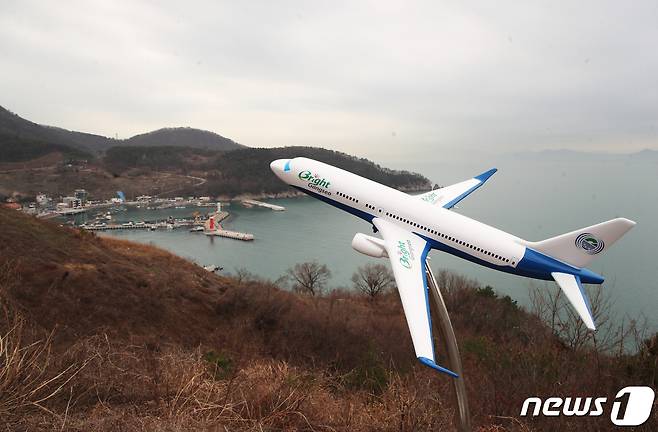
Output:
left=525, top=218, right=636, bottom=268
left=552, top=272, right=596, bottom=330
left=418, top=357, right=459, bottom=378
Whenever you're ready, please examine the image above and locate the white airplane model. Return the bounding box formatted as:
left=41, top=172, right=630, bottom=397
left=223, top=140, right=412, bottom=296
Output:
left=270, top=157, right=636, bottom=377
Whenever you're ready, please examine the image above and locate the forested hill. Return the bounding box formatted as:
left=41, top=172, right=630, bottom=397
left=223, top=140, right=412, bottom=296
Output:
left=207, top=147, right=431, bottom=195
left=0, top=104, right=429, bottom=198
left=103, top=145, right=432, bottom=196
left=0, top=132, right=92, bottom=163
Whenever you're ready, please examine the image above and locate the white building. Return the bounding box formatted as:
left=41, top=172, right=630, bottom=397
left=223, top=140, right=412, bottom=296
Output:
left=36, top=193, right=49, bottom=207
left=62, top=196, right=82, bottom=208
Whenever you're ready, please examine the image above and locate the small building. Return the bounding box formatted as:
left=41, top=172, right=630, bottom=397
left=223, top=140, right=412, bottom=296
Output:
left=74, top=189, right=88, bottom=204
left=36, top=193, right=49, bottom=207
left=62, top=196, right=82, bottom=208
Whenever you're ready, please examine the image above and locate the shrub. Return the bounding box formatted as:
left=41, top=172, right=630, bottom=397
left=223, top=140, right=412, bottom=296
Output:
left=203, top=350, right=234, bottom=379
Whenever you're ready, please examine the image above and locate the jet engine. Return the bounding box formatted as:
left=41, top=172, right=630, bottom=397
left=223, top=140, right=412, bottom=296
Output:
left=351, top=233, right=388, bottom=258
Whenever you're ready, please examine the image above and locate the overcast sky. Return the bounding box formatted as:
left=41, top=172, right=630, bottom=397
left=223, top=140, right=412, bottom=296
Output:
left=1, top=0, right=657, bottom=162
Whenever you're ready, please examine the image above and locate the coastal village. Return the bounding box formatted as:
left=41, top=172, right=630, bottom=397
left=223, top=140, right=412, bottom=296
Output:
left=2, top=188, right=285, bottom=243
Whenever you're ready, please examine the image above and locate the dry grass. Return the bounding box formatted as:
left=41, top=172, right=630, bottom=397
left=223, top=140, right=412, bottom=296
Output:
left=21, top=339, right=458, bottom=432
left=0, top=263, right=89, bottom=430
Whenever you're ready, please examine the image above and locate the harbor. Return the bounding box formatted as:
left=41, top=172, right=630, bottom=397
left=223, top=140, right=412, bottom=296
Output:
left=23, top=188, right=260, bottom=242
left=76, top=209, right=255, bottom=239
left=74, top=196, right=379, bottom=290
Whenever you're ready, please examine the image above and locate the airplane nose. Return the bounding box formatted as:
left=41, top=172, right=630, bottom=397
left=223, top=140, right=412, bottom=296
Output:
left=270, top=159, right=290, bottom=174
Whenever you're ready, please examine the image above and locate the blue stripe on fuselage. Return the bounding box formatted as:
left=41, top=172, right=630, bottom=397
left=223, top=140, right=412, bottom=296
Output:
left=516, top=247, right=604, bottom=284
left=292, top=185, right=604, bottom=285
left=419, top=234, right=604, bottom=284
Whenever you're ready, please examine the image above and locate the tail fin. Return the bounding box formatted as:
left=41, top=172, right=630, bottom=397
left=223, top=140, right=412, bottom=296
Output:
left=524, top=218, right=636, bottom=268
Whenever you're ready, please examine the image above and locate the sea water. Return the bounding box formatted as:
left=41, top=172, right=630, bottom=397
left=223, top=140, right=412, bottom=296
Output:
left=91, top=156, right=657, bottom=331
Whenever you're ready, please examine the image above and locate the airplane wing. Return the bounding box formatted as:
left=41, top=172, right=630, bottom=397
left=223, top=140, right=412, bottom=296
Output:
left=372, top=218, right=458, bottom=377
left=417, top=168, right=497, bottom=209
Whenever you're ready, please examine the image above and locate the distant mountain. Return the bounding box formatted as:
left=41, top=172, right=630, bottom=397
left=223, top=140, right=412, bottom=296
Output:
left=0, top=105, right=244, bottom=154
left=509, top=148, right=658, bottom=162
left=628, top=148, right=658, bottom=161
left=0, top=106, right=112, bottom=153
left=123, top=127, right=243, bottom=151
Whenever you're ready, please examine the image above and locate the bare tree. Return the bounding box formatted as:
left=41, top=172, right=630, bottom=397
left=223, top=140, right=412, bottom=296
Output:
left=233, top=267, right=256, bottom=284
left=528, top=281, right=645, bottom=353
left=286, top=261, right=331, bottom=296
left=352, top=263, right=395, bottom=300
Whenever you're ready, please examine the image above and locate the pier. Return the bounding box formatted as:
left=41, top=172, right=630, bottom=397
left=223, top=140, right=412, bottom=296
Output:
left=203, top=210, right=253, bottom=241
left=80, top=221, right=195, bottom=231
left=82, top=224, right=150, bottom=231
left=205, top=229, right=254, bottom=241
left=241, top=199, right=285, bottom=211
left=56, top=208, right=88, bottom=216
left=213, top=211, right=230, bottom=223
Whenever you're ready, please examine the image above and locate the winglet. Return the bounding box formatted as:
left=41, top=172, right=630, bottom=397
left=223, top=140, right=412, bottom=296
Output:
left=418, top=357, right=459, bottom=378
left=416, top=167, right=498, bottom=208
left=474, top=168, right=497, bottom=182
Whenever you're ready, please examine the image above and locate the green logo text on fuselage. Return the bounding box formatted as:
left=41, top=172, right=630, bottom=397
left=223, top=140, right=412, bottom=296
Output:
left=298, top=170, right=331, bottom=188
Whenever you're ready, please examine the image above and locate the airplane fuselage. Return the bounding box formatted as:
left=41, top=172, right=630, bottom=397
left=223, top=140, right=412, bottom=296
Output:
left=270, top=157, right=604, bottom=284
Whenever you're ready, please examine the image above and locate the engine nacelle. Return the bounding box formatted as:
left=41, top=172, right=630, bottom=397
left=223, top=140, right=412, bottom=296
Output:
left=351, top=233, right=388, bottom=258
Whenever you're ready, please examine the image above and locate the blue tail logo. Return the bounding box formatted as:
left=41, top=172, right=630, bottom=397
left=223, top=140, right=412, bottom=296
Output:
left=576, top=233, right=604, bottom=255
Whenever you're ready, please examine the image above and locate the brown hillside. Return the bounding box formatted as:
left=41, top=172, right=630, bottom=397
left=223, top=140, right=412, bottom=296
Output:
left=0, top=208, right=656, bottom=431
left=0, top=208, right=414, bottom=372
left=1, top=207, right=227, bottom=345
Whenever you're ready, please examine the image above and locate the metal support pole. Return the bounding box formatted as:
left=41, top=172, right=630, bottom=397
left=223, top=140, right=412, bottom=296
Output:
left=425, top=262, right=472, bottom=432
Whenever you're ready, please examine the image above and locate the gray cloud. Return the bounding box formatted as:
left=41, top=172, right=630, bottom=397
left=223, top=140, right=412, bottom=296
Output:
left=1, top=0, right=657, bottom=162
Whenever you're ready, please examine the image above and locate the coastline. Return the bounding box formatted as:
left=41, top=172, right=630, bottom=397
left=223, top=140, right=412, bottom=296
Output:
left=222, top=183, right=431, bottom=202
